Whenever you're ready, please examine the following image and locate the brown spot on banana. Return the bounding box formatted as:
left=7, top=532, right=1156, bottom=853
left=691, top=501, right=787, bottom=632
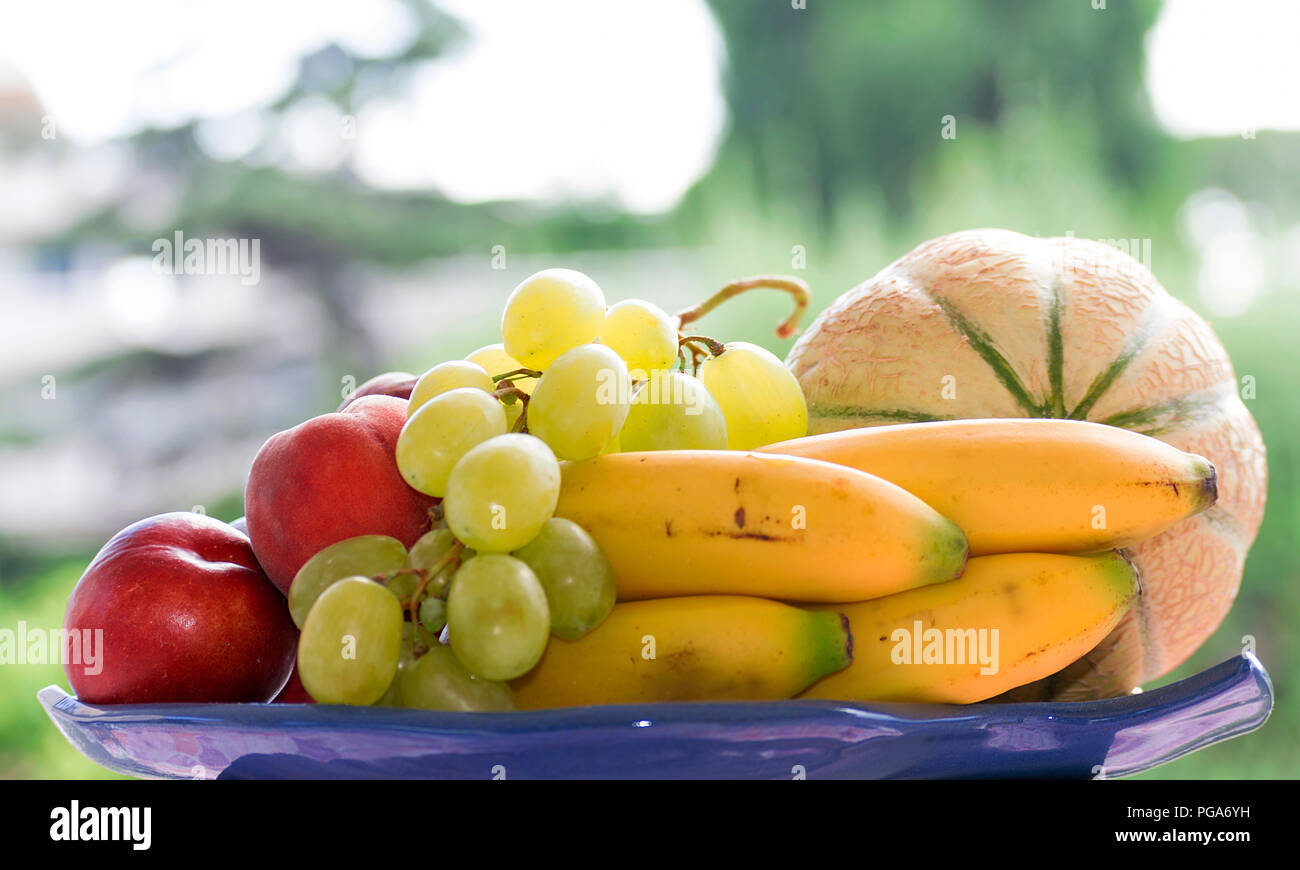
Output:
left=704, top=529, right=787, bottom=542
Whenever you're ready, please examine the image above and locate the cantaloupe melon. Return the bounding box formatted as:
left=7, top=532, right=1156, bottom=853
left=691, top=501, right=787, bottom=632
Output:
left=786, top=229, right=1266, bottom=699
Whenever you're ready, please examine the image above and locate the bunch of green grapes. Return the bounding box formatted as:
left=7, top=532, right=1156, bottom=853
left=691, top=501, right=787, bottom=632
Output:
left=496, top=269, right=810, bottom=455
left=290, top=513, right=619, bottom=709
left=409, top=268, right=807, bottom=464
left=294, top=389, right=616, bottom=707
left=292, top=269, right=810, bottom=710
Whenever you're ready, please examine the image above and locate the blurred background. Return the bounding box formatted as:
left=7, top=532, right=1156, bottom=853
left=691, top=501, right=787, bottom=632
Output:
left=1, top=0, right=1297, bottom=778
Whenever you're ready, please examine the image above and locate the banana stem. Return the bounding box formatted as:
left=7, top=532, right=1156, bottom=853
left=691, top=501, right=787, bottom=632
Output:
left=675, top=275, right=810, bottom=340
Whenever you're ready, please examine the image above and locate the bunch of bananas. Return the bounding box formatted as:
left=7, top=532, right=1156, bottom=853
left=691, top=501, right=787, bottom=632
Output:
left=511, top=418, right=1218, bottom=708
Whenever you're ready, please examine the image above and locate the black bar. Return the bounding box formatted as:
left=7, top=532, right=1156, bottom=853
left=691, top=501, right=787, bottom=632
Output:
left=9, top=779, right=1283, bottom=856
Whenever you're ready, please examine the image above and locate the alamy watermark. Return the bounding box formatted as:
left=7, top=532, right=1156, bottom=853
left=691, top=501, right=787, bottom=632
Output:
left=1059, top=230, right=1153, bottom=277
left=596, top=368, right=705, bottom=415
left=50, top=801, right=150, bottom=850
left=152, top=231, right=261, bottom=285
left=889, top=620, right=999, bottom=675
left=0, top=621, right=103, bottom=676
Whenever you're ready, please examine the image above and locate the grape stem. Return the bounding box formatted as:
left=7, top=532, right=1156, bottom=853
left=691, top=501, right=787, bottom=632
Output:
left=679, top=335, right=726, bottom=356
left=405, top=540, right=466, bottom=625
left=675, top=275, right=810, bottom=340
left=492, top=367, right=543, bottom=385
left=678, top=335, right=726, bottom=375
left=491, top=384, right=532, bottom=433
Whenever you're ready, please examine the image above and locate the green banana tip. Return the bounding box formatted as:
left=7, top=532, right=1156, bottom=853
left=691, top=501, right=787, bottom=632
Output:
left=953, top=528, right=970, bottom=576
left=931, top=519, right=969, bottom=583
left=1112, top=548, right=1143, bottom=599
left=809, top=609, right=854, bottom=679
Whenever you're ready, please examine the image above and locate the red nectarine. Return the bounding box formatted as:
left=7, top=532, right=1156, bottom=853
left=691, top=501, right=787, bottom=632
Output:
left=245, top=395, right=437, bottom=594
left=63, top=512, right=297, bottom=704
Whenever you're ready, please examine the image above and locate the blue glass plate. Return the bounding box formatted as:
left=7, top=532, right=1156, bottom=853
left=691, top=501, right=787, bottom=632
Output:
left=39, top=653, right=1271, bottom=779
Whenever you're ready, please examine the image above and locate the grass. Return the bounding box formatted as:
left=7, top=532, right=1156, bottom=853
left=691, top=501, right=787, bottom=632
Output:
left=0, top=557, right=125, bottom=779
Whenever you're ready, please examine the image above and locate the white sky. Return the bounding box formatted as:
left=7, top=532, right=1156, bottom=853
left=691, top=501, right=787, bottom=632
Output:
left=0, top=0, right=726, bottom=214
left=0, top=0, right=418, bottom=140
left=1145, top=0, right=1300, bottom=137
left=354, top=0, right=727, bottom=212
left=1, top=1, right=1297, bottom=210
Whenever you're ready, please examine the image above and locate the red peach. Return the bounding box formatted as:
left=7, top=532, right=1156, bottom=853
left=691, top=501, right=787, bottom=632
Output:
left=244, top=395, right=437, bottom=594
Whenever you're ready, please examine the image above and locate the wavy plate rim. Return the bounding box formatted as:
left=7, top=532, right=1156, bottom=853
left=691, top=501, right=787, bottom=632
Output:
left=39, top=652, right=1272, bottom=780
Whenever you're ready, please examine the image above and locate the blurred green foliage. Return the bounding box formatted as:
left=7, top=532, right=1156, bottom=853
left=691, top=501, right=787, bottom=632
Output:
left=4, top=0, right=1296, bottom=778
left=0, top=560, right=126, bottom=779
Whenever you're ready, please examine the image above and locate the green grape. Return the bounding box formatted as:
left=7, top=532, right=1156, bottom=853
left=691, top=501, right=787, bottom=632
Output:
left=419, top=597, right=448, bottom=634
left=511, top=518, right=616, bottom=640
left=400, top=645, right=516, bottom=712
left=443, top=433, right=561, bottom=552
left=375, top=672, right=404, bottom=707
left=466, top=342, right=536, bottom=395
left=698, top=341, right=809, bottom=450
left=600, top=432, right=621, bottom=455
left=619, top=371, right=728, bottom=451
left=501, top=268, right=606, bottom=369
left=527, top=343, right=632, bottom=460
left=386, top=570, right=420, bottom=603
left=407, top=527, right=459, bottom=571
left=407, top=528, right=463, bottom=598
left=298, top=576, right=403, bottom=705
left=599, top=299, right=679, bottom=374
left=446, top=554, right=550, bottom=680
left=374, top=638, right=409, bottom=707
left=405, top=620, right=441, bottom=652
left=289, top=535, right=408, bottom=628
left=409, top=360, right=495, bottom=414
left=376, top=623, right=438, bottom=707
left=396, top=387, right=507, bottom=497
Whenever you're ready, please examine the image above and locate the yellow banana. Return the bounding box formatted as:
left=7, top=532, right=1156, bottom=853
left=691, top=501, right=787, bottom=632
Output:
left=554, top=450, right=968, bottom=602
left=800, top=551, right=1139, bottom=704
left=759, top=418, right=1217, bottom=556
left=511, top=595, right=852, bottom=709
